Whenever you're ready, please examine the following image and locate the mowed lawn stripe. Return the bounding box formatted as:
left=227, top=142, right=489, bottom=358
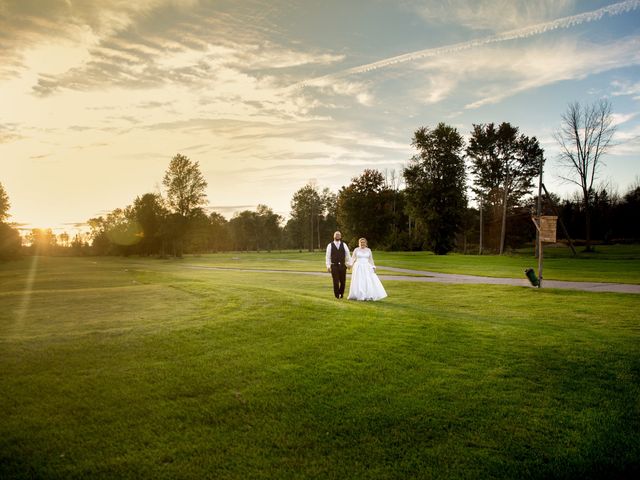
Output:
left=1, top=256, right=639, bottom=479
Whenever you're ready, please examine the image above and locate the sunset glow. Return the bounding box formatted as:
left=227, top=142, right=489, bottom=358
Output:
left=1, top=0, right=639, bottom=232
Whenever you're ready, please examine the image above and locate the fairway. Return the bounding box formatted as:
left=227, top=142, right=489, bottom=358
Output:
left=1, top=255, right=639, bottom=479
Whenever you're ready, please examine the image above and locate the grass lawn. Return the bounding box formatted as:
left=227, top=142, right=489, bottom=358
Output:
left=1, top=255, right=639, bottom=479
left=177, top=244, right=640, bottom=284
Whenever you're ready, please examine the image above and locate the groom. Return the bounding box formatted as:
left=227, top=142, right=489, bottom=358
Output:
left=325, top=231, right=351, bottom=299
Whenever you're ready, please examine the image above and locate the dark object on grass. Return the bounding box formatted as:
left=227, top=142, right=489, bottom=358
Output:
left=525, top=268, right=539, bottom=287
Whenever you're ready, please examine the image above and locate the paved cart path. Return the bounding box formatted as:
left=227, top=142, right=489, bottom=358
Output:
left=184, top=264, right=640, bottom=294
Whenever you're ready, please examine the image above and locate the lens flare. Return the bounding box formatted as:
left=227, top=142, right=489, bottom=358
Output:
left=14, top=255, right=40, bottom=328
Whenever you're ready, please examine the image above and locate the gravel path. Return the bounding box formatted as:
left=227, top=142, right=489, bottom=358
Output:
left=184, top=265, right=640, bottom=294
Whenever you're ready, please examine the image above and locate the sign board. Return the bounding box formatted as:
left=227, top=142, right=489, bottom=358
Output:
left=539, top=215, right=558, bottom=243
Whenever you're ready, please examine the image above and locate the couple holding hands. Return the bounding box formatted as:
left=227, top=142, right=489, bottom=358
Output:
left=325, top=231, right=387, bottom=301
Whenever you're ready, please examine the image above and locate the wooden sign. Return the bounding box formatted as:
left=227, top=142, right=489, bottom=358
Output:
left=539, top=215, right=558, bottom=243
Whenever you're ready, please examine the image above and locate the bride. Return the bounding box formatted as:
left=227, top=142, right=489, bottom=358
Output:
left=348, top=238, right=387, bottom=301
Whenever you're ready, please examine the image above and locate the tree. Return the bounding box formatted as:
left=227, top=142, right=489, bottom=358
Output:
left=289, top=183, right=323, bottom=251
left=208, top=212, right=230, bottom=252
left=163, top=154, right=208, bottom=218
left=404, top=123, right=467, bottom=254
left=0, top=182, right=10, bottom=223
left=229, top=210, right=256, bottom=251
left=467, top=122, right=543, bottom=254
left=554, top=99, right=616, bottom=251
left=0, top=223, right=21, bottom=260
left=58, top=232, right=70, bottom=248
left=228, top=205, right=283, bottom=251
left=87, top=207, right=142, bottom=256
left=320, top=188, right=338, bottom=244
left=184, top=210, right=213, bottom=253
left=87, top=216, right=111, bottom=255
left=162, top=154, right=208, bottom=256
left=255, top=204, right=283, bottom=252
left=26, top=228, right=57, bottom=255
left=336, top=169, right=395, bottom=248
left=617, top=183, right=640, bottom=241
left=0, top=182, right=21, bottom=260
left=70, top=234, right=88, bottom=256
left=132, top=193, right=167, bottom=255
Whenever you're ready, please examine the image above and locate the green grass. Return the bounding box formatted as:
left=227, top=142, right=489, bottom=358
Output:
left=176, top=244, right=640, bottom=284
left=1, top=255, right=639, bottom=479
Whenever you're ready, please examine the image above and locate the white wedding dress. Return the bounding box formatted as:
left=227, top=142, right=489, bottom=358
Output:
left=348, top=247, right=387, bottom=301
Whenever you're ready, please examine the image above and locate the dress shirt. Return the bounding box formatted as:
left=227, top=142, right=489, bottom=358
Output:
left=325, top=241, right=351, bottom=269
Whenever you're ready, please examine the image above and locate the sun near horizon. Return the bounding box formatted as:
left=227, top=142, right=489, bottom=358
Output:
left=1, top=0, right=639, bottom=235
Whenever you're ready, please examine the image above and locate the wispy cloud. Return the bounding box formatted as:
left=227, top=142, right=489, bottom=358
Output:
left=612, top=79, right=640, bottom=99
left=0, top=123, right=24, bottom=144
left=611, top=123, right=640, bottom=156
left=0, top=0, right=184, bottom=79
left=457, top=37, right=640, bottom=109
left=299, top=0, right=640, bottom=86
left=415, top=0, right=575, bottom=32
left=611, top=112, right=638, bottom=127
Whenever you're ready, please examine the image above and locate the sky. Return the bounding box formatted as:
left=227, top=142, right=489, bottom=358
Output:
left=1, top=0, right=639, bottom=235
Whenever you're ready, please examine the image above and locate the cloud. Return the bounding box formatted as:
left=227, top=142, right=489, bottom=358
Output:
left=0, top=0, right=183, bottom=79
left=611, top=112, right=638, bottom=127
left=0, top=123, right=24, bottom=144
left=415, top=0, right=575, bottom=32
left=299, top=0, right=640, bottom=86
left=612, top=80, right=640, bottom=100
left=372, top=35, right=640, bottom=110
left=611, top=123, right=640, bottom=156
left=2, top=0, right=344, bottom=102
left=457, top=37, right=640, bottom=109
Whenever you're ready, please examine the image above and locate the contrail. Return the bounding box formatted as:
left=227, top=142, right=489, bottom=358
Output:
left=297, top=0, right=640, bottom=87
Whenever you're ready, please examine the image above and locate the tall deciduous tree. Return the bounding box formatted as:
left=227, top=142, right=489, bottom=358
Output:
left=163, top=154, right=208, bottom=218
left=467, top=122, right=543, bottom=254
left=404, top=123, right=467, bottom=254
left=228, top=205, right=282, bottom=252
left=208, top=212, right=230, bottom=252
left=255, top=204, right=283, bottom=252
left=336, top=169, right=395, bottom=248
left=553, top=99, right=616, bottom=251
left=133, top=193, right=167, bottom=255
left=162, top=153, right=208, bottom=256
left=289, top=183, right=323, bottom=251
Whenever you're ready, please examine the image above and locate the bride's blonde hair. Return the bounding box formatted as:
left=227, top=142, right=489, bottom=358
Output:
left=358, top=237, right=368, bottom=247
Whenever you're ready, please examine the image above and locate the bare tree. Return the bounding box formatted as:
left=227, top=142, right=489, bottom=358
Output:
left=554, top=99, right=616, bottom=251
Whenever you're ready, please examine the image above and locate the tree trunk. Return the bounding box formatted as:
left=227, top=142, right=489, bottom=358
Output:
left=479, top=198, right=483, bottom=255
left=309, top=209, right=314, bottom=252
left=499, top=188, right=508, bottom=255
left=585, top=199, right=593, bottom=252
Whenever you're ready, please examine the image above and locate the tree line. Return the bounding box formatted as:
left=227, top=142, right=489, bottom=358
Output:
left=1, top=100, right=637, bottom=260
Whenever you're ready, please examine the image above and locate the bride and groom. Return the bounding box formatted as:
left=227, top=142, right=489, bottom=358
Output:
left=325, top=231, right=387, bottom=301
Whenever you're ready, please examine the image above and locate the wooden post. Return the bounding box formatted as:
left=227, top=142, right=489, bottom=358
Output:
left=537, top=227, right=543, bottom=289
left=537, top=156, right=543, bottom=288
